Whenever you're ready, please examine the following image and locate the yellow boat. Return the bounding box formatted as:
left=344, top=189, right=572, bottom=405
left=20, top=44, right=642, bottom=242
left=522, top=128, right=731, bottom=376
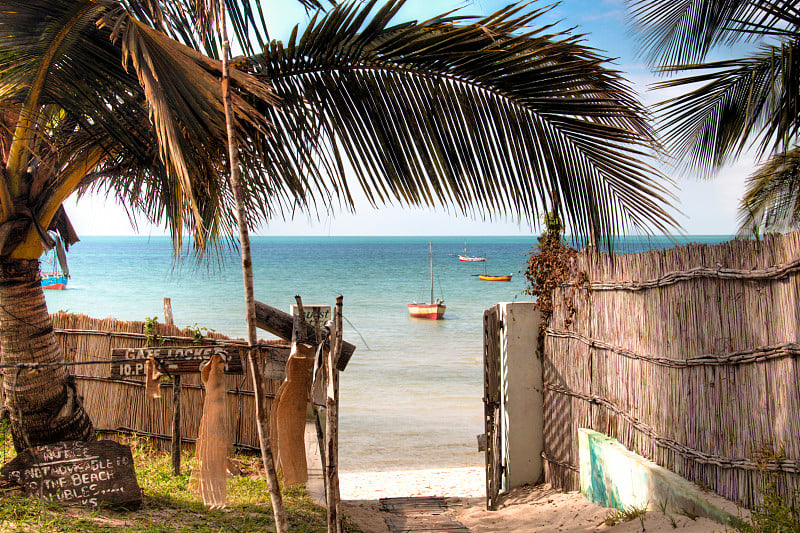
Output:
left=478, top=274, right=512, bottom=282
left=475, top=258, right=512, bottom=281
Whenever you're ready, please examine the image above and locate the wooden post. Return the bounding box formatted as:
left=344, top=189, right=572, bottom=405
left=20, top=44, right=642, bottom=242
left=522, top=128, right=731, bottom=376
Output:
left=163, top=298, right=181, bottom=476
left=163, top=297, right=174, bottom=327
left=310, top=307, right=328, bottom=502
left=171, top=374, right=181, bottom=475
left=313, top=405, right=326, bottom=491
left=219, top=3, right=287, bottom=530
left=325, top=296, right=343, bottom=533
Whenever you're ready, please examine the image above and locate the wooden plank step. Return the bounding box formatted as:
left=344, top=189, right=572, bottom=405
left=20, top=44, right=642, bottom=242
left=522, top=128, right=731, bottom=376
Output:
left=380, top=496, right=471, bottom=532
left=384, top=515, right=470, bottom=532
left=380, top=496, right=449, bottom=514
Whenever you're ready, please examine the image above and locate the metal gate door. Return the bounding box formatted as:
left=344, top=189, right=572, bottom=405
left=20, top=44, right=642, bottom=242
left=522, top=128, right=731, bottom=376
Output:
left=482, top=305, right=502, bottom=510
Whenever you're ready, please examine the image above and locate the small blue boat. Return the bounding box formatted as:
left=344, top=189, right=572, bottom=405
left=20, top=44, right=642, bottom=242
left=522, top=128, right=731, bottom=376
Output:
left=40, top=232, right=70, bottom=290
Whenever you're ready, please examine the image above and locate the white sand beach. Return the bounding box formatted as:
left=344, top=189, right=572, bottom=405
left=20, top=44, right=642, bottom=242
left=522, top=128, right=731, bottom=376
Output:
left=339, top=467, right=731, bottom=533
left=340, top=467, right=485, bottom=499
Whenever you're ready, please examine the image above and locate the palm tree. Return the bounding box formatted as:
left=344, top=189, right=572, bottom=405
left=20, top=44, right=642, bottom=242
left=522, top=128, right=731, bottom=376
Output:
left=0, top=0, right=676, bottom=452
left=628, top=0, right=800, bottom=234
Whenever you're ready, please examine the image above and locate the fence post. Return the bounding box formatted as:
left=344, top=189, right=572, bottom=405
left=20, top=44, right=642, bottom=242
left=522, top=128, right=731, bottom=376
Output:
left=325, top=296, right=343, bottom=533
left=163, top=297, right=181, bottom=476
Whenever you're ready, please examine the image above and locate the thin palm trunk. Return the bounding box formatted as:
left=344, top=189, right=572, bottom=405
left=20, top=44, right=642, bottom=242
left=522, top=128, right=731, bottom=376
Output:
left=218, top=5, right=287, bottom=532
left=0, top=259, right=94, bottom=450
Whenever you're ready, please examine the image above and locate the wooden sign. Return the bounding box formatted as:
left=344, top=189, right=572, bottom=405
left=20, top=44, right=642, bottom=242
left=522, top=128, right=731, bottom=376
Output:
left=260, top=346, right=292, bottom=380
left=255, top=300, right=356, bottom=371
left=290, top=304, right=331, bottom=324
left=109, top=346, right=245, bottom=378
left=0, top=440, right=142, bottom=508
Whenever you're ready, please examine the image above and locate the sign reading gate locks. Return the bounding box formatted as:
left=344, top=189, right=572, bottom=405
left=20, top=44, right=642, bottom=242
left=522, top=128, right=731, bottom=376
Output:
left=109, top=346, right=245, bottom=378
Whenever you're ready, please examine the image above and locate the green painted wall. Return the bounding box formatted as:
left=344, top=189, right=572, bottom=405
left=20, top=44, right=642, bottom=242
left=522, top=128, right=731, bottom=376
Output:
left=578, top=429, right=743, bottom=528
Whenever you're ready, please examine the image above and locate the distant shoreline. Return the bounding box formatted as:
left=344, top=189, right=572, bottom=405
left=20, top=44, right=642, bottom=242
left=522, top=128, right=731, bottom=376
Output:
left=65, top=233, right=737, bottom=239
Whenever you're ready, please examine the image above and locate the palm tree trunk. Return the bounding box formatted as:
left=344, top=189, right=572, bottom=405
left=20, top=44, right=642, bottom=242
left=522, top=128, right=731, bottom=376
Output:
left=218, top=5, right=287, bottom=532
left=0, top=259, right=94, bottom=450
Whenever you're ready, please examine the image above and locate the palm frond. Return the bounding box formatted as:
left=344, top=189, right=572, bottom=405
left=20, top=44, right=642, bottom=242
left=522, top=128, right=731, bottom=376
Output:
left=1, top=0, right=678, bottom=255
left=653, top=41, right=800, bottom=173
left=627, top=0, right=784, bottom=67
left=0, top=0, right=285, bottom=254
left=250, top=0, right=678, bottom=242
left=738, top=145, right=800, bottom=234
left=117, top=0, right=337, bottom=58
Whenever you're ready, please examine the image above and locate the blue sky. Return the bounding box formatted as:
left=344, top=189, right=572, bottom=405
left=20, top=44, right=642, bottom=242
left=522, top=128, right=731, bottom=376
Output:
left=66, top=0, right=751, bottom=236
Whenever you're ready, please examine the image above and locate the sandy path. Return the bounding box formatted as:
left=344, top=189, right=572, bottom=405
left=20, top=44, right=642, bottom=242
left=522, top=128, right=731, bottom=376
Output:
left=338, top=467, right=731, bottom=533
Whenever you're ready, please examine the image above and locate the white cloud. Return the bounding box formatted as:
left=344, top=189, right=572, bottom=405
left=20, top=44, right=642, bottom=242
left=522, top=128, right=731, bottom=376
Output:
left=64, top=195, right=166, bottom=237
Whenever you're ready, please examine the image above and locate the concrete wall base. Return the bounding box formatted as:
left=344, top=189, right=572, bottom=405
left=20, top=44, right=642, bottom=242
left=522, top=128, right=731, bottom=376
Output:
left=579, top=428, right=744, bottom=528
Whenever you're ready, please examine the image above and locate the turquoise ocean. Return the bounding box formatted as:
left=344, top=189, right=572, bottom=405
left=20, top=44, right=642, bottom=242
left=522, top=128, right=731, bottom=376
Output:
left=43, top=235, right=730, bottom=472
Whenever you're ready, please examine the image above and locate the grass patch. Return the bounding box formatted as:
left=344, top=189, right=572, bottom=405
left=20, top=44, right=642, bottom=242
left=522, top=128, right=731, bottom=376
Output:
left=603, top=503, right=649, bottom=527
left=735, top=480, right=800, bottom=532
left=735, top=445, right=800, bottom=533
left=0, top=432, right=360, bottom=532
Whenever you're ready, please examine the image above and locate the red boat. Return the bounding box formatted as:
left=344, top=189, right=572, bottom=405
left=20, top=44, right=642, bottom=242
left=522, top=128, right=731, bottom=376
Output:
left=407, top=302, right=446, bottom=319
left=408, top=241, right=446, bottom=320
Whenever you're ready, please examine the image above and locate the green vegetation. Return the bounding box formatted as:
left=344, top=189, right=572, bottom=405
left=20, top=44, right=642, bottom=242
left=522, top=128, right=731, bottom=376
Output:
left=143, top=317, right=164, bottom=348
left=603, top=503, right=649, bottom=527
left=524, top=213, right=586, bottom=343
left=0, top=431, right=359, bottom=532
left=524, top=213, right=572, bottom=320
left=735, top=446, right=800, bottom=533
left=736, top=486, right=800, bottom=533
left=185, top=323, right=215, bottom=345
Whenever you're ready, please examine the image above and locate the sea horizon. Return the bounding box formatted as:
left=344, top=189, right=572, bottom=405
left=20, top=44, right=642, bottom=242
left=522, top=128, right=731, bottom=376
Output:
left=43, top=234, right=733, bottom=471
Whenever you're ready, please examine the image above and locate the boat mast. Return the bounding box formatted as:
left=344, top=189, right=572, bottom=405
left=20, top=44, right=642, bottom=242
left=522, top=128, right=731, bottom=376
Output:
left=429, top=241, right=434, bottom=304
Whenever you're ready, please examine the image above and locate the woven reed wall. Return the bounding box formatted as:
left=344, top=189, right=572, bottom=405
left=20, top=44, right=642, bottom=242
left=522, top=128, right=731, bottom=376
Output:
left=48, top=312, right=287, bottom=452
left=543, top=232, right=800, bottom=508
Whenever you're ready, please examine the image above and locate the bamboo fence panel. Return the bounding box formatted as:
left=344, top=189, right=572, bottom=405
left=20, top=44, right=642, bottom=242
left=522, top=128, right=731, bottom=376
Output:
left=43, top=312, right=287, bottom=452
left=543, top=232, right=800, bottom=508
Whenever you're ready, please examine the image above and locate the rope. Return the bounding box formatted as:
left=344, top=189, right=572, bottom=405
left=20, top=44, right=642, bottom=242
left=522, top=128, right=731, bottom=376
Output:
left=0, top=341, right=289, bottom=371
left=545, top=328, right=800, bottom=368
left=541, top=452, right=579, bottom=472
left=74, top=375, right=280, bottom=398
left=562, top=256, right=800, bottom=292
left=101, top=427, right=261, bottom=453
left=0, top=359, right=126, bottom=370
left=52, top=328, right=288, bottom=350
left=544, top=382, right=800, bottom=474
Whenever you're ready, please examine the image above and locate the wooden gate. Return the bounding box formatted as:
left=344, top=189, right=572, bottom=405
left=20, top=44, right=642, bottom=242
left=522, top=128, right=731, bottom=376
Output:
left=482, top=305, right=502, bottom=510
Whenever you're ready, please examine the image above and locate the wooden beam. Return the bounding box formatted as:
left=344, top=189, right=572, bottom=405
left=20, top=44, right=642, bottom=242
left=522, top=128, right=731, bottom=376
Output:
left=254, top=301, right=356, bottom=371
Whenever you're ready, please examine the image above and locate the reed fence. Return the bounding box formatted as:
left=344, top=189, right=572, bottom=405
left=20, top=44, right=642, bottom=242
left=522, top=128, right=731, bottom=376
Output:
left=37, top=312, right=288, bottom=452
left=544, top=232, right=800, bottom=508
